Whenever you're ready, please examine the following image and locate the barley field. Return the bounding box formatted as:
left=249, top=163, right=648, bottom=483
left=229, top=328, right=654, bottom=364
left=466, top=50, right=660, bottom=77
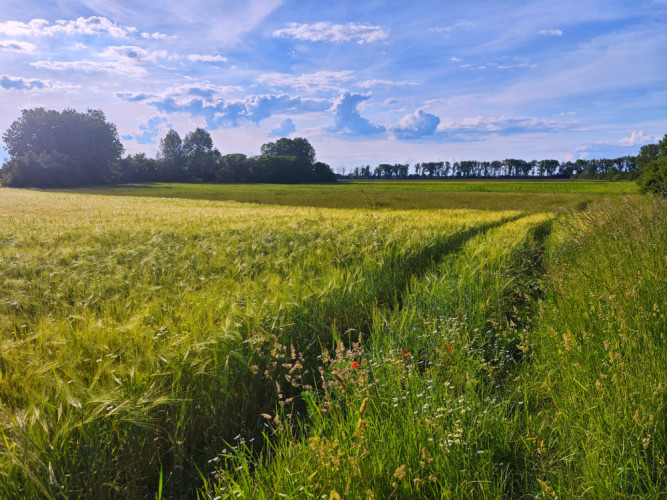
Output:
left=0, top=184, right=664, bottom=499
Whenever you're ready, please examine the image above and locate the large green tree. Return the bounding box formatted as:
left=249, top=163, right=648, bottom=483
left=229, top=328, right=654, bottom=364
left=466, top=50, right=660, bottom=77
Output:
left=260, top=137, right=316, bottom=164
left=1, top=108, right=123, bottom=186
left=182, top=127, right=220, bottom=182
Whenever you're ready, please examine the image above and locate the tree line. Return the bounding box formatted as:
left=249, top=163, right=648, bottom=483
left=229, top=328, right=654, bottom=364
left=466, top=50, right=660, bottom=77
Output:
left=0, top=108, right=336, bottom=188
left=346, top=157, right=640, bottom=180
left=0, top=107, right=664, bottom=193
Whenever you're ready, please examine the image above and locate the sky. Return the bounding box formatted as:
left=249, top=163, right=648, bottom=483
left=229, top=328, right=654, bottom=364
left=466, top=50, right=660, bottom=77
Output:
left=1, top=0, right=666, bottom=171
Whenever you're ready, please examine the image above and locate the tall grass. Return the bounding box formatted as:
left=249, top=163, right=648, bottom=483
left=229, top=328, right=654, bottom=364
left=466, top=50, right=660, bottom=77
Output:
left=1, top=187, right=664, bottom=499
left=0, top=188, right=515, bottom=497
left=517, top=195, right=667, bottom=497
left=202, top=213, right=554, bottom=498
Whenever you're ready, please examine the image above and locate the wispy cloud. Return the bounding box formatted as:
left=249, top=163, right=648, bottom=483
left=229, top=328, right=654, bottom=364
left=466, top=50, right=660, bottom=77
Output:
left=32, top=60, right=147, bottom=78
left=100, top=45, right=173, bottom=63
left=273, top=22, right=389, bottom=44
left=187, top=54, right=228, bottom=63
left=257, top=70, right=354, bottom=92
left=436, top=115, right=577, bottom=136
left=357, top=79, right=418, bottom=88
left=431, top=21, right=473, bottom=33
left=539, top=29, right=563, bottom=36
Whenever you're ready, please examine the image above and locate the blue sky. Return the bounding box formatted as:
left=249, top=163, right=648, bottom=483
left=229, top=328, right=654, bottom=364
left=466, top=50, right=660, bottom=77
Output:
left=1, top=0, right=666, bottom=171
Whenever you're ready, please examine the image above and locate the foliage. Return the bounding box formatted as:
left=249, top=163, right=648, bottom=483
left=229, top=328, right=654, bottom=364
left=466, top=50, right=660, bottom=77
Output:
left=260, top=137, right=317, bottom=164
left=637, top=134, right=667, bottom=195
left=1, top=108, right=123, bottom=186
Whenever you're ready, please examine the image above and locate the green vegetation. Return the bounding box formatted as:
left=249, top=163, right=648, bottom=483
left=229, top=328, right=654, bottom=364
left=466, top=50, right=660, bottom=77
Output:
left=72, top=180, right=638, bottom=211
left=0, top=184, right=664, bottom=499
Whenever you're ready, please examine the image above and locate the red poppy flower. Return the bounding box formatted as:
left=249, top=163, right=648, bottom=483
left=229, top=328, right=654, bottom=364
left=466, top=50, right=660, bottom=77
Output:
left=446, top=344, right=453, bottom=353
left=403, top=349, right=408, bottom=356
left=352, top=361, right=359, bottom=368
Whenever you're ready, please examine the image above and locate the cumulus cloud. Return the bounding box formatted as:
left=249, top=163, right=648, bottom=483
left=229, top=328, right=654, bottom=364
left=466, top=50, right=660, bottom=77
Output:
left=188, top=54, right=228, bottom=63
left=331, top=92, right=385, bottom=135
left=117, top=89, right=329, bottom=129
left=0, top=40, right=37, bottom=53
left=539, top=29, right=563, bottom=36
left=273, top=22, right=388, bottom=44
left=616, top=130, right=655, bottom=146
left=389, top=109, right=440, bottom=139
left=270, top=118, right=296, bottom=137
left=122, top=116, right=170, bottom=144
left=257, top=70, right=354, bottom=92
left=0, top=16, right=167, bottom=39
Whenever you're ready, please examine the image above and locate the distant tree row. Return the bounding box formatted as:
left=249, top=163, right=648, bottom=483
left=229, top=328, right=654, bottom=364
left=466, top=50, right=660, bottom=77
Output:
left=0, top=108, right=336, bottom=188
left=346, top=157, right=640, bottom=180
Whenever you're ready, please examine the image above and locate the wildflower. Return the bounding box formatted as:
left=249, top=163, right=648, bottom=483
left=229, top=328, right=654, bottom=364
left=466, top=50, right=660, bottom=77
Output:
left=445, top=344, right=453, bottom=353
left=403, top=349, right=408, bottom=356
left=352, top=361, right=359, bottom=368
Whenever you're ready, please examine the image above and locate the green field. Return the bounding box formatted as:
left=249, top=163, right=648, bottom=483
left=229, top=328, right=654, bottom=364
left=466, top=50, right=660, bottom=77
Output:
left=0, top=183, right=664, bottom=499
left=72, top=180, right=639, bottom=211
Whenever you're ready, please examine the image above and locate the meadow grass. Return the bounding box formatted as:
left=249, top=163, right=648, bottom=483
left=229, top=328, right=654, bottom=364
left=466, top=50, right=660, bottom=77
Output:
left=69, top=180, right=638, bottom=212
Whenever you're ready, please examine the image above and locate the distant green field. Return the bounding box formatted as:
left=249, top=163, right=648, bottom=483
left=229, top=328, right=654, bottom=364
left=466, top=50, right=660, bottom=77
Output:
left=71, top=180, right=639, bottom=211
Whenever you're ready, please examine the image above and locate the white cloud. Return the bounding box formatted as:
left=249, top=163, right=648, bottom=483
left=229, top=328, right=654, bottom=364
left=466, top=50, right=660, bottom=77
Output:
left=437, top=115, right=576, bottom=134
left=0, top=19, right=50, bottom=37
left=357, top=79, right=418, bottom=88
left=273, top=22, right=389, bottom=44
left=257, top=70, right=355, bottom=92
left=100, top=45, right=172, bottom=62
left=389, top=109, right=440, bottom=140
left=431, top=21, right=473, bottom=33
left=142, top=32, right=168, bottom=39
left=0, top=74, right=79, bottom=92
left=539, top=29, right=563, bottom=36
left=0, top=16, right=167, bottom=39
left=616, top=130, right=655, bottom=146
left=0, top=40, right=36, bottom=53
left=188, top=54, right=228, bottom=63
left=31, top=60, right=147, bottom=78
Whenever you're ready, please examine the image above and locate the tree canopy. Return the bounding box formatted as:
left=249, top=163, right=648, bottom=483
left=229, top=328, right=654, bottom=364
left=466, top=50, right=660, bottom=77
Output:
left=1, top=108, right=123, bottom=186
left=260, top=138, right=316, bottom=164
left=637, top=134, right=667, bottom=196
